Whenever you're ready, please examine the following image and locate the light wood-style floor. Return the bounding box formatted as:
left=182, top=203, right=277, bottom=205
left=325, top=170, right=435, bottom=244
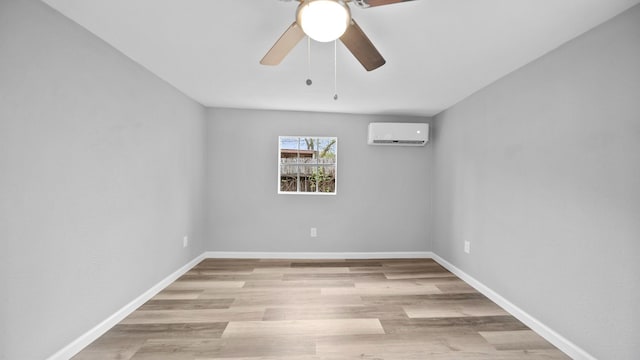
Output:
left=73, top=258, right=570, bottom=359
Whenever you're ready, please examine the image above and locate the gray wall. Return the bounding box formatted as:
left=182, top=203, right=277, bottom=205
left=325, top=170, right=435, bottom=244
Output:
left=206, top=108, right=432, bottom=253
left=432, top=5, right=640, bottom=360
left=0, top=1, right=207, bottom=359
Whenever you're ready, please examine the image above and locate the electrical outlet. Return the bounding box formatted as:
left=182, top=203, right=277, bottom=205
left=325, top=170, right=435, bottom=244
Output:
left=183, top=236, right=189, bottom=248
left=464, top=241, right=470, bottom=254
left=310, top=227, right=317, bottom=238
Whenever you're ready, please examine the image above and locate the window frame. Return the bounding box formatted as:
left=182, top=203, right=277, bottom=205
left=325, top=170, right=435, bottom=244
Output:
left=277, top=136, right=338, bottom=195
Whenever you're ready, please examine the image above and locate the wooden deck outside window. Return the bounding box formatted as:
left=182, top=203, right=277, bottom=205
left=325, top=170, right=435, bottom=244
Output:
left=278, top=136, right=337, bottom=195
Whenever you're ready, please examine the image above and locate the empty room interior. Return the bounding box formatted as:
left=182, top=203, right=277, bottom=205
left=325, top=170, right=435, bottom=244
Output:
left=2, top=0, right=640, bottom=359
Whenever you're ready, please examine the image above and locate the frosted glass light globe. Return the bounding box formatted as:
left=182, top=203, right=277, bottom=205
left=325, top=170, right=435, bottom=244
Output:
left=297, top=0, right=351, bottom=42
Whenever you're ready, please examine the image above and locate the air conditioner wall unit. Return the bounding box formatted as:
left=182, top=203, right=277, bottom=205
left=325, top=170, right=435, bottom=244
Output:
left=367, top=122, right=429, bottom=146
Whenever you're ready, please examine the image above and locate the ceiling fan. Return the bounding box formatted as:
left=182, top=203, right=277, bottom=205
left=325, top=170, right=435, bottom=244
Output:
left=260, top=0, right=415, bottom=71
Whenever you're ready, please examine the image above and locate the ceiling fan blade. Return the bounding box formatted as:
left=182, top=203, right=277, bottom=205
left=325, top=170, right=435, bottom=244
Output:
left=260, top=22, right=305, bottom=66
left=340, top=19, right=386, bottom=71
left=354, top=0, right=415, bottom=8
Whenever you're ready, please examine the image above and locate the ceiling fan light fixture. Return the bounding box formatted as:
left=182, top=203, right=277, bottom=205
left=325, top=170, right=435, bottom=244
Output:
left=297, top=0, right=351, bottom=42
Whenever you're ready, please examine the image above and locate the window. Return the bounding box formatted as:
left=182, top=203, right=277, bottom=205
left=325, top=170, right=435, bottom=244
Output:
left=278, top=136, right=337, bottom=195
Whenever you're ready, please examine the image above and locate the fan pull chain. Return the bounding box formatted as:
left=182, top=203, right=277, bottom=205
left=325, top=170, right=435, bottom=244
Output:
left=305, top=36, right=312, bottom=86
left=333, top=40, right=338, bottom=101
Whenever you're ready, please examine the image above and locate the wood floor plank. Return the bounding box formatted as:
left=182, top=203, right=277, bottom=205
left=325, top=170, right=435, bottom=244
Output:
left=120, top=308, right=264, bottom=324
left=231, top=294, right=365, bottom=308
left=361, top=292, right=487, bottom=306
left=380, top=316, right=529, bottom=335
left=354, top=277, right=461, bottom=288
left=221, top=318, right=385, bottom=338
left=291, top=261, right=383, bottom=268
left=479, top=330, right=558, bottom=350
left=74, top=258, right=570, bottom=360
left=251, top=267, right=351, bottom=274
left=403, top=299, right=509, bottom=318
left=184, top=268, right=255, bottom=275
left=384, top=271, right=457, bottom=280
left=242, top=279, right=355, bottom=288
left=139, top=299, right=234, bottom=311
left=153, top=289, right=203, bottom=300
left=71, top=336, right=145, bottom=360
left=316, top=332, right=496, bottom=358
left=113, top=322, right=227, bottom=338
left=130, top=337, right=316, bottom=359
left=321, top=284, right=441, bottom=296
left=198, top=287, right=322, bottom=299
left=436, top=282, right=478, bottom=293
left=195, top=356, right=324, bottom=360
left=179, top=273, right=283, bottom=281
left=166, top=280, right=245, bottom=290
left=262, top=305, right=408, bottom=321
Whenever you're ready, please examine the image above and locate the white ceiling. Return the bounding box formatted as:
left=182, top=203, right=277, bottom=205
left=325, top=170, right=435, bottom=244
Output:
left=42, top=0, right=639, bottom=116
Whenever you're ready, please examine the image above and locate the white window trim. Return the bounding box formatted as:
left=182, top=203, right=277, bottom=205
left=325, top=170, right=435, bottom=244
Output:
left=277, top=136, right=338, bottom=195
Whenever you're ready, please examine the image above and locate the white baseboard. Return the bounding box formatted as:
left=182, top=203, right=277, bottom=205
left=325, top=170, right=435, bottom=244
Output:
left=430, top=253, right=596, bottom=360
left=46, top=253, right=206, bottom=360
left=204, top=251, right=434, bottom=259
